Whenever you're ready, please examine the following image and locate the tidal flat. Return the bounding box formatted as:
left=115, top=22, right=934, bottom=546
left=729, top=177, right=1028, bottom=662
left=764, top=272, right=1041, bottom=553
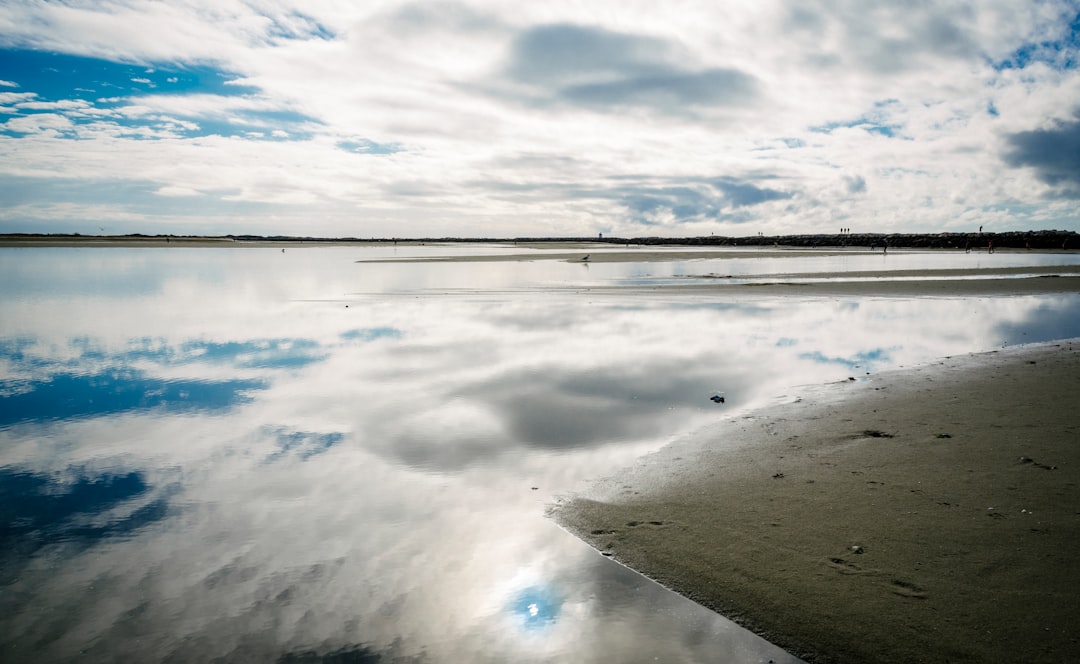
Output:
left=1, top=242, right=1078, bottom=663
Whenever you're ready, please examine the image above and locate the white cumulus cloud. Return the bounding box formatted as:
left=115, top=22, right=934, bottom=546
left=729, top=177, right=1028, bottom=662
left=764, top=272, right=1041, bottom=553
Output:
left=0, top=0, right=1077, bottom=236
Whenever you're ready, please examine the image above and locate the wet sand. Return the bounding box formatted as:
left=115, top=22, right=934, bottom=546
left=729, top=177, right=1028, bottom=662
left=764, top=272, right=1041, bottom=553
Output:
left=352, top=245, right=1080, bottom=296
left=552, top=341, right=1080, bottom=663
left=358, top=246, right=1080, bottom=266
left=599, top=274, right=1080, bottom=297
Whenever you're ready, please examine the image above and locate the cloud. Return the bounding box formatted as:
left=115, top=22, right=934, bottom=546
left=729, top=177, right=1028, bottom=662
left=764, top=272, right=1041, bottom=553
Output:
left=709, top=176, right=792, bottom=207
left=0, top=468, right=171, bottom=559
left=5, top=252, right=1080, bottom=662
left=845, top=175, right=867, bottom=194
left=2, top=112, right=75, bottom=135
left=383, top=1, right=504, bottom=34
left=0, top=371, right=266, bottom=426
left=991, top=6, right=1080, bottom=70
left=0, top=1, right=336, bottom=62
left=0, top=2, right=1078, bottom=236
left=782, top=1, right=986, bottom=75
left=0, top=49, right=313, bottom=143
left=611, top=175, right=793, bottom=225
left=500, top=24, right=758, bottom=114
left=0, top=91, right=37, bottom=106
left=155, top=185, right=202, bottom=197
left=1003, top=115, right=1080, bottom=196
left=15, top=99, right=93, bottom=112
left=336, top=138, right=403, bottom=155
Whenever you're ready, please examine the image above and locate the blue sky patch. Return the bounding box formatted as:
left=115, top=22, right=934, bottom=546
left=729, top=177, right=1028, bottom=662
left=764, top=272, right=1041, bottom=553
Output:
left=0, top=334, right=338, bottom=427
left=510, top=585, right=562, bottom=630
left=337, top=139, right=403, bottom=155
left=0, top=370, right=267, bottom=427
left=0, top=468, right=171, bottom=556
left=263, top=10, right=337, bottom=42
left=2, top=469, right=144, bottom=536
left=0, top=48, right=318, bottom=140
left=340, top=327, right=403, bottom=342
left=2, top=334, right=327, bottom=402
left=991, top=11, right=1079, bottom=71
left=177, top=339, right=327, bottom=369
left=994, top=300, right=1080, bottom=344
left=0, top=49, right=258, bottom=100
left=810, top=118, right=900, bottom=138
left=811, top=100, right=903, bottom=137
left=116, top=337, right=329, bottom=370
left=265, top=429, right=344, bottom=462
left=799, top=348, right=892, bottom=372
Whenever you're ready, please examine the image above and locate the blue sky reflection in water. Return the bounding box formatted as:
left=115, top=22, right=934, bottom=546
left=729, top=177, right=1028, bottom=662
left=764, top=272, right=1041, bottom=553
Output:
left=2, top=246, right=1080, bottom=662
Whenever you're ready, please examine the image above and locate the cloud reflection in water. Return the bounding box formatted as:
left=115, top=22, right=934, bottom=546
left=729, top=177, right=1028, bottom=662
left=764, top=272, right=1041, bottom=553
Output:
left=0, top=370, right=267, bottom=427
left=0, top=468, right=168, bottom=554
left=1, top=247, right=1079, bottom=662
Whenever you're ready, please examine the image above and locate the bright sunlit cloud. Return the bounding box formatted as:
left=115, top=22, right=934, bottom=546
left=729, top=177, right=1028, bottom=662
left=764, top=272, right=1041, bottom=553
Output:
left=0, top=1, right=1078, bottom=237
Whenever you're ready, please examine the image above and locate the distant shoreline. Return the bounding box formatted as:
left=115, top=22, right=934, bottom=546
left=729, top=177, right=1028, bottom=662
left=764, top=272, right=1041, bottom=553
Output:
left=0, top=230, right=1077, bottom=250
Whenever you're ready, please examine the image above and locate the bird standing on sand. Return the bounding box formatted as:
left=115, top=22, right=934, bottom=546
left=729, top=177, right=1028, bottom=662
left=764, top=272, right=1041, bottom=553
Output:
left=582, top=254, right=590, bottom=262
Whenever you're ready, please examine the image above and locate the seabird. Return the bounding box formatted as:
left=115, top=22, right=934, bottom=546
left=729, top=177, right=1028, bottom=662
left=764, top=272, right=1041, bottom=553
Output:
left=582, top=254, right=590, bottom=261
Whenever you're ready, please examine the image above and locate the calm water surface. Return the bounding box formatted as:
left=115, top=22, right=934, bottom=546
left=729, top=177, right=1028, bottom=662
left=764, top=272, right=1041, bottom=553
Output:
left=2, top=245, right=1079, bottom=663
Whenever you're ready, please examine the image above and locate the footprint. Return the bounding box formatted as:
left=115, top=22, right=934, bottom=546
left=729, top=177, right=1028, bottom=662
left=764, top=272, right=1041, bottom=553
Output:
left=828, top=557, right=864, bottom=575
left=1018, top=456, right=1057, bottom=470
left=889, top=579, right=928, bottom=599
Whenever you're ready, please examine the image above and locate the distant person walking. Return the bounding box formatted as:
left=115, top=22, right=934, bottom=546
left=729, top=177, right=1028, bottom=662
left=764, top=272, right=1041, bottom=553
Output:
left=988, top=239, right=994, bottom=254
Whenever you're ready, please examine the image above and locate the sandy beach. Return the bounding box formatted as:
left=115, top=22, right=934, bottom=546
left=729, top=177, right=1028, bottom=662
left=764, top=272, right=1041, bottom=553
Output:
left=552, top=341, right=1080, bottom=663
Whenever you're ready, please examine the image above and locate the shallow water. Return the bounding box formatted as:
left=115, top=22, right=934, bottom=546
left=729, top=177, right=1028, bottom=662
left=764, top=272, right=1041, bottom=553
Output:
left=2, top=245, right=1078, bottom=663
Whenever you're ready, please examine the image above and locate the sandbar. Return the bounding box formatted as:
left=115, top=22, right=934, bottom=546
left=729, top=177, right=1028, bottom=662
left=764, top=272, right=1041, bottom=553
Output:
left=551, top=341, right=1080, bottom=663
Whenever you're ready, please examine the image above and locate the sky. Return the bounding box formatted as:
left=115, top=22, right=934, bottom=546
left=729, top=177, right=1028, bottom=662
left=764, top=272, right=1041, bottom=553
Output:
left=1, top=1, right=1079, bottom=238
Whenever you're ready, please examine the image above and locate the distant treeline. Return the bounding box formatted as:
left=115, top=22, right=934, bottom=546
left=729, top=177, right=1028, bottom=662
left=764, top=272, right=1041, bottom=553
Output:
left=591, top=229, right=1077, bottom=250
left=2, top=229, right=1077, bottom=249
left=233, top=230, right=1078, bottom=248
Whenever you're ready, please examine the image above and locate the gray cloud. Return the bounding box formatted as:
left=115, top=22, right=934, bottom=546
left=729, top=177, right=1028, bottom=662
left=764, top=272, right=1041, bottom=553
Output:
left=366, top=350, right=758, bottom=472
left=708, top=176, right=793, bottom=207
left=845, top=174, right=867, bottom=194
left=382, top=1, right=504, bottom=34
left=783, top=2, right=981, bottom=74
left=559, top=69, right=757, bottom=109
left=620, top=186, right=720, bottom=221
left=477, top=363, right=730, bottom=451
left=615, top=176, right=792, bottom=224
left=507, top=23, right=674, bottom=84
left=459, top=169, right=794, bottom=226
left=1003, top=116, right=1080, bottom=196
left=502, top=24, right=758, bottom=113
